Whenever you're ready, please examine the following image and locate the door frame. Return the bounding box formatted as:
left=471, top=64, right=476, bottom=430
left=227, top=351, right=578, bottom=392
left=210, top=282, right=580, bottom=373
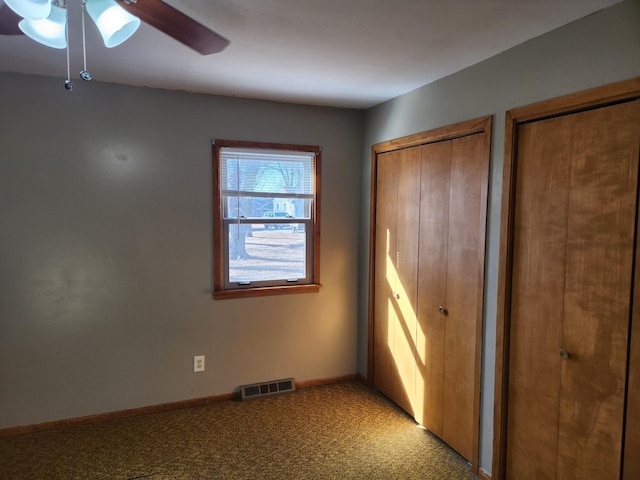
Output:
left=367, top=115, right=492, bottom=474
left=492, top=77, right=640, bottom=480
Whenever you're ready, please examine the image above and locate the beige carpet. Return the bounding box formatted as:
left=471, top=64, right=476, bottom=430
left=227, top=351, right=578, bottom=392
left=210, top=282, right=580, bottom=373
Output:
left=0, top=380, right=479, bottom=479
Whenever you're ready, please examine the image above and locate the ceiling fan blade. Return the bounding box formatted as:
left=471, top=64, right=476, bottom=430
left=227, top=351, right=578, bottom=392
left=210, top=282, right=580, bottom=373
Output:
left=117, top=0, right=229, bottom=55
left=0, top=3, right=23, bottom=35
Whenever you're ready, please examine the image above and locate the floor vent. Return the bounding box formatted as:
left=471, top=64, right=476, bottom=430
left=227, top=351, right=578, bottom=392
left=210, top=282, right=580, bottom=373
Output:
left=240, top=378, right=295, bottom=400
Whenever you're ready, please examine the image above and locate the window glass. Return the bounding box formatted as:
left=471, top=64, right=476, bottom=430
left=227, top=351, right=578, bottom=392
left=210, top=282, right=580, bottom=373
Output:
left=212, top=140, right=321, bottom=298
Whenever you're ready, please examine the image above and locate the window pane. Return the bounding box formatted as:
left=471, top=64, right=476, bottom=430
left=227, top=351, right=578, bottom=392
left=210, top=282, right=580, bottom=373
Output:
left=221, top=151, right=315, bottom=196
left=228, top=225, right=307, bottom=283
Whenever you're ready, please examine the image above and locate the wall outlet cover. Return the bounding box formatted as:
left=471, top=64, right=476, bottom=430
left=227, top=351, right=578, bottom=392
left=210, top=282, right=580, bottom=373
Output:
left=193, top=355, right=205, bottom=372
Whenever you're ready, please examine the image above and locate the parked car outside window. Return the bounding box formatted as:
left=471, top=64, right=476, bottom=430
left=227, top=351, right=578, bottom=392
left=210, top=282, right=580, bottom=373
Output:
left=262, top=211, right=293, bottom=229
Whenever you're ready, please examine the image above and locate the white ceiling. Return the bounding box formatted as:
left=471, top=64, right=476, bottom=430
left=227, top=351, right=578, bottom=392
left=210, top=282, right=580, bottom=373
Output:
left=0, top=0, right=622, bottom=109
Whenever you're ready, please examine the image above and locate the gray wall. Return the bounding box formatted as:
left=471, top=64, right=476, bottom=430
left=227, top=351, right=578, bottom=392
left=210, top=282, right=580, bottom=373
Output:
left=358, top=0, right=640, bottom=474
left=0, top=74, right=364, bottom=428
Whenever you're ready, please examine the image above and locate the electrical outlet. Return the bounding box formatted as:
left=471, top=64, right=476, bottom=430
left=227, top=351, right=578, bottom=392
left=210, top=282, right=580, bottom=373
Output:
left=193, top=355, right=205, bottom=372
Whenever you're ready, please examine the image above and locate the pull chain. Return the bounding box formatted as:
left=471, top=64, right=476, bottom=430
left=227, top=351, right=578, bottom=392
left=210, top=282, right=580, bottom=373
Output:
left=64, top=0, right=72, bottom=90
left=80, top=0, right=92, bottom=81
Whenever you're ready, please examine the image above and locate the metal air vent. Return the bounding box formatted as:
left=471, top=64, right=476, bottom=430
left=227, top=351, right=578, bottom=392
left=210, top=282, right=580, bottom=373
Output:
left=240, top=378, right=295, bottom=400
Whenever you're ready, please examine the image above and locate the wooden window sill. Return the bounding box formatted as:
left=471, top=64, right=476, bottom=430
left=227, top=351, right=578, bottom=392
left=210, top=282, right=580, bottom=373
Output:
left=212, top=283, right=322, bottom=300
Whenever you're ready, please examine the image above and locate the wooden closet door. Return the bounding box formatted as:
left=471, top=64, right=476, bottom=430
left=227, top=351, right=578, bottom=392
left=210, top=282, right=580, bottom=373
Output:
left=506, top=101, right=640, bottom=479
left=416, top=141, right=451, bottom=435
left=416, top=133, right=485, bottom=462
left=556, top=101, right=638, bottom=478
left=373, top=148, right=421, bottom=416
left=373, top=150, right=402, bottom=410
left=506, top=114, right=571, bottom=480
left=442, top=133, right=485, bottom=461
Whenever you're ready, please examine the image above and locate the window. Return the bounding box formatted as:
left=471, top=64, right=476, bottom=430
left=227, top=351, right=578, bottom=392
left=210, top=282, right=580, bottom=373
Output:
left=212, top=139, right=321, bottom=299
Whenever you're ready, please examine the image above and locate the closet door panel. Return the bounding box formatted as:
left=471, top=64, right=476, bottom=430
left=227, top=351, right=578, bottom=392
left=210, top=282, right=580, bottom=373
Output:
left=626, top=149, right=640, bottom=480
left=557, top=102, right=640, bottom=479
left=442, top=133, right=484, bottom=461
left=416, top=141, right=451, bottom=434
left=373, top=148, right=421, bottom=416
left=625, top=275, right=640, bottom=480
left=373, top=152, right=402, bottom=408
left=393, top=147, right=422, bottom=416
left=506, top=116, right=571, bottom=480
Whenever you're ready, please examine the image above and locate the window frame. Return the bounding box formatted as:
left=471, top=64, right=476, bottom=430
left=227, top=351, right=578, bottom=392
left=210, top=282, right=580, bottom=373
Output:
left=212, top=139, right=322, bottom=299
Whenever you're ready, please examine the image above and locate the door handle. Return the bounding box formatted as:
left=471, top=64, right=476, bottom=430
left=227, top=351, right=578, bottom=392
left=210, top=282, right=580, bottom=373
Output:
left=438, top=305, right=448, bottom=316
left=559, top=348, right=571, bottom=360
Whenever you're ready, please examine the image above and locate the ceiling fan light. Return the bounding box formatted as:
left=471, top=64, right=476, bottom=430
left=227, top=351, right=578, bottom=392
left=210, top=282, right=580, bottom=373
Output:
left=5, top=0, right=52, bottom=21
left=86, top=0, right=140, bottom=48
left=18, top=4, right=67, bottom=49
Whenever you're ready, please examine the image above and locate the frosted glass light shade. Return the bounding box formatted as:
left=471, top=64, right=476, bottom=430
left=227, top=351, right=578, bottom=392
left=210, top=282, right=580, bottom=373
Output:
left=5, top=0, right=52, bottom=21
left=19, top=4, right=67, bottom=49
left=86, top=0, right=140, bottom=48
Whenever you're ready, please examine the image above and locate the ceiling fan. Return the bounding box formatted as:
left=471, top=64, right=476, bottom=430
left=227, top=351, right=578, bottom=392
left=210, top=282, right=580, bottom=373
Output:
left=0, top=0, right=230, bottom=55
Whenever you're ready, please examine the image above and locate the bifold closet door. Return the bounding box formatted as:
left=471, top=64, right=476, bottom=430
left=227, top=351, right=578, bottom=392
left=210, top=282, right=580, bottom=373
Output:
left=415, top=141, right=450, bottom=435
left=506, top=100, right=640, bottom=479
left=373, top=148, right=421, bottom=416
left=416, top=133, right=485, bottom=462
